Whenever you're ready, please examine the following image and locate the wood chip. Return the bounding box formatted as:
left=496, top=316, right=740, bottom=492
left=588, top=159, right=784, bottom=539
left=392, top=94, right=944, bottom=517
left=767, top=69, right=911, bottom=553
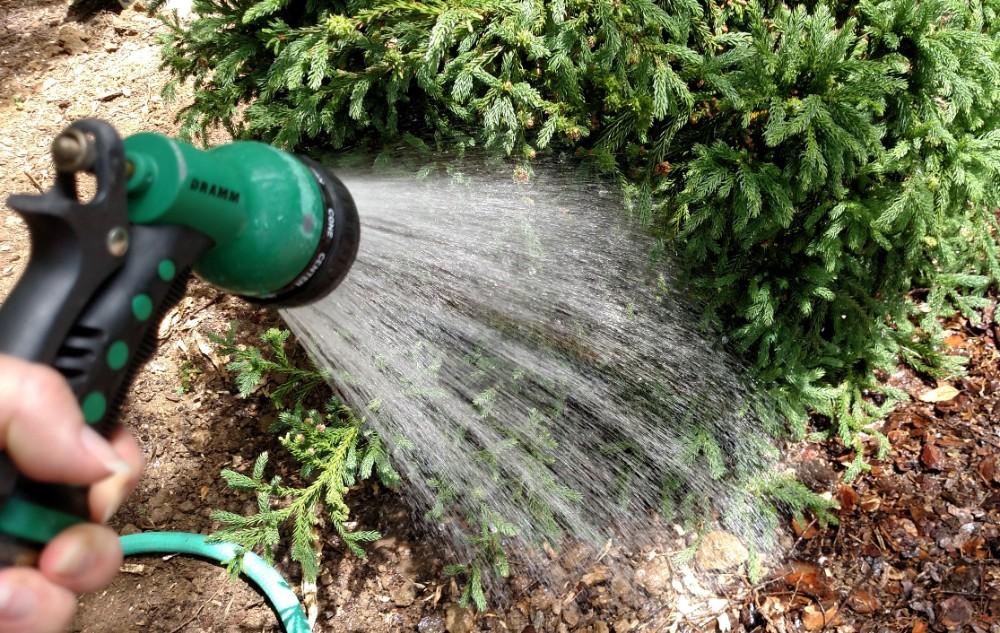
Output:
left=920, top=442, right=944, bottom=470
left=846, top=588, right=880, bottom=614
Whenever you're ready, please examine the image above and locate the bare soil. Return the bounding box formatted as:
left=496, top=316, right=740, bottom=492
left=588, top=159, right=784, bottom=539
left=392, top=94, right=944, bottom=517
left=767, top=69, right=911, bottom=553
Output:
left=1, top=3, right=998, bottom=633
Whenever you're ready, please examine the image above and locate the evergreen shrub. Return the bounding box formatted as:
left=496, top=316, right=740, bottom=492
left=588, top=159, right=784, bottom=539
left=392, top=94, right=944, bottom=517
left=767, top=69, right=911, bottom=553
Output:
left=159, top=0, right=1000, bottom=466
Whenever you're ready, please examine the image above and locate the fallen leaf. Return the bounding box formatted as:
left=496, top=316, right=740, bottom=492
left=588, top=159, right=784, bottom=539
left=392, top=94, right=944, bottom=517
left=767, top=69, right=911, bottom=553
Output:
left=938, top=596, right=973, bottom=630
left=912, top=619, right=928, bottom=633
left=918, top=384, right=960, bottom=403
left=777, top=561, right=834, bottom=600
left=801, top=604, right=840, bottom=631
left=944, top=333, right=965, bottom=348
left=920, top=442, right=944, bottom=470
left=847, top=588, right=880, bottom=614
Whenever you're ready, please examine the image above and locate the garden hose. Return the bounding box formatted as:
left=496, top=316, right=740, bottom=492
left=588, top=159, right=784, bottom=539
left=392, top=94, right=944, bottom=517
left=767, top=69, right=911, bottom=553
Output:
left=120, top=532, right=310, bottom=633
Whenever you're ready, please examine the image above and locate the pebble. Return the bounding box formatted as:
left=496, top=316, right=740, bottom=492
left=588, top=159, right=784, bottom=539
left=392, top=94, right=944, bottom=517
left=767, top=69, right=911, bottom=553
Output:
left=696, top=531, right=748, bottom=571
left=390, top=580, right=416, bottom=607
left=635, top=557, right=671, bottom=594
left=57, top=24, right=89, bottom=54
left=417, top=615, right=445, bottom=633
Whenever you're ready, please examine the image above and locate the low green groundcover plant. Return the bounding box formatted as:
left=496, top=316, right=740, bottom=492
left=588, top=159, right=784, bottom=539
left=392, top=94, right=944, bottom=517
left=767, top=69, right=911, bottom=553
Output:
left=206, top=326, right=398, bottom=581
left=157, top=0, right=1000, bottom=475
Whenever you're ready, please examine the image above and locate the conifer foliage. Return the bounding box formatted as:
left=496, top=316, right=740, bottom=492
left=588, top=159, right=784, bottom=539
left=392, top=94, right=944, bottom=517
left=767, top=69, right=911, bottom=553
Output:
left=161, top=1, right=1000, bottom=457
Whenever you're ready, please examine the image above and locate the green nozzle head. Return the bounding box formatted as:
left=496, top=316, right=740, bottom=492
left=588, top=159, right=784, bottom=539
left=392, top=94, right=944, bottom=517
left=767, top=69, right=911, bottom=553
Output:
left=122, top=133, right=359, bottom=306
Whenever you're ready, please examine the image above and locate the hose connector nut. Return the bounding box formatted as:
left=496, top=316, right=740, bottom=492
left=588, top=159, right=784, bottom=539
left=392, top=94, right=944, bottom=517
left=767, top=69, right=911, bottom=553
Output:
left=51, top=128, right=97, bottom=173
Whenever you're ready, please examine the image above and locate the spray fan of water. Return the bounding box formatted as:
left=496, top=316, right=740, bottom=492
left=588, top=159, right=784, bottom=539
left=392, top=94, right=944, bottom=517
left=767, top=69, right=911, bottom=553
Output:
left=283, top=156, right=786, bottom=594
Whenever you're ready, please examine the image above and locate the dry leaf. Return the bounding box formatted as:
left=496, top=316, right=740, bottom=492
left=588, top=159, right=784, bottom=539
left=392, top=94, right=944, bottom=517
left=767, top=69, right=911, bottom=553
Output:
left=918, top=384, right=960, bottom=403
left=801, top=604, right=840, bottom=631
left=943, top=333, right=965, bottom=348
left=912, top=619, right=928, bottom=633
left=777, top=561, right=833, bottom=600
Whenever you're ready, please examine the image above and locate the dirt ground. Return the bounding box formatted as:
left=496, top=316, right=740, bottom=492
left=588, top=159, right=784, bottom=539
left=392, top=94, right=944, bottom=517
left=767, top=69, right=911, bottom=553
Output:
left=1, top=2, right=998, bottom=632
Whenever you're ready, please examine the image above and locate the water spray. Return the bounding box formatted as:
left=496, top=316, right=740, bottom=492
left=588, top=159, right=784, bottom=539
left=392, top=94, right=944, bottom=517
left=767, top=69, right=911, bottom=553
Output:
left=0, top=119, right=361, bottom=631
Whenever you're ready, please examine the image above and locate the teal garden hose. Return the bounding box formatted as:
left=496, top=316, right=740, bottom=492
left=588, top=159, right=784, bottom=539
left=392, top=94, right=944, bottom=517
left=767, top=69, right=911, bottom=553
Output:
left=120, top=532, right=310, bottom=633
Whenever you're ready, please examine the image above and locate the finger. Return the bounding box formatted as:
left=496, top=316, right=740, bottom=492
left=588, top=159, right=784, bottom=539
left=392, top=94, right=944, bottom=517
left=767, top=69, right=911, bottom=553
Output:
left=0, top=355, right=132, bottom=484
left=89, top=428, right=144, bottom=523
left=0, top=568, right=76, bottom=633
left=37, top=523, right=123, bottom=594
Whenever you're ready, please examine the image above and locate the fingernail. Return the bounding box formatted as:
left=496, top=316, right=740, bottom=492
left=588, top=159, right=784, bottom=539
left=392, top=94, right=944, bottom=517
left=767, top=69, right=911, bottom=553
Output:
left=80, top=426, right=131, bottom=476
left=51, top=539, right=95, bottom=578
left=100, top=476, right=130, bottom=524
left=0, top=581, right=36, bottom=620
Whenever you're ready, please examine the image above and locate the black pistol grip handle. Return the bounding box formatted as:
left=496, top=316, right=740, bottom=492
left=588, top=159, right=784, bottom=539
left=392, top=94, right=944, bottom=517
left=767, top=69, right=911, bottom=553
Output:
left=0, top=225, right=211, bottom=560
left=0, top=120, right=213, bottom=561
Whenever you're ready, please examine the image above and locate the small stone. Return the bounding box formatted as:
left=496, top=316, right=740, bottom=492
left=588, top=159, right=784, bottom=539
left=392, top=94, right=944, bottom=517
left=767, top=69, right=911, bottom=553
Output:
left=418, top=615, right=446, bottom=633
left=57, top=25, right=89, bottom=54
left=593, top=622, right=610, bottom=633
left=635, top=558, right=671, bottom=594
left=391, top=580, right=416, bottom=607
left=708, top=598, right=729, bottom=612
left=445, top=605, right=475, bottom=633
left=111, top=15, right=139, bottom=35
left=696, top=532, right=748, bottom=571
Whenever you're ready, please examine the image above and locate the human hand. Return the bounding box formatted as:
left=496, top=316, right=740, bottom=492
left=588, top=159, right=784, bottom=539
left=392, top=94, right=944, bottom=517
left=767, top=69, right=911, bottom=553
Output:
left=0, top=355, right=144, bottom=633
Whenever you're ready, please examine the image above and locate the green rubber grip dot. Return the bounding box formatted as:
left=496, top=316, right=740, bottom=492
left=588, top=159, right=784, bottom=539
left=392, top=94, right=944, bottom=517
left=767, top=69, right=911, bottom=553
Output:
left=132, top=294, right=153, bottom=321
left=107, top=340, right=129, bottom=371
left=158, top=259, right=176, bottom=282
left=82, top=392, right=107, bottom=424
